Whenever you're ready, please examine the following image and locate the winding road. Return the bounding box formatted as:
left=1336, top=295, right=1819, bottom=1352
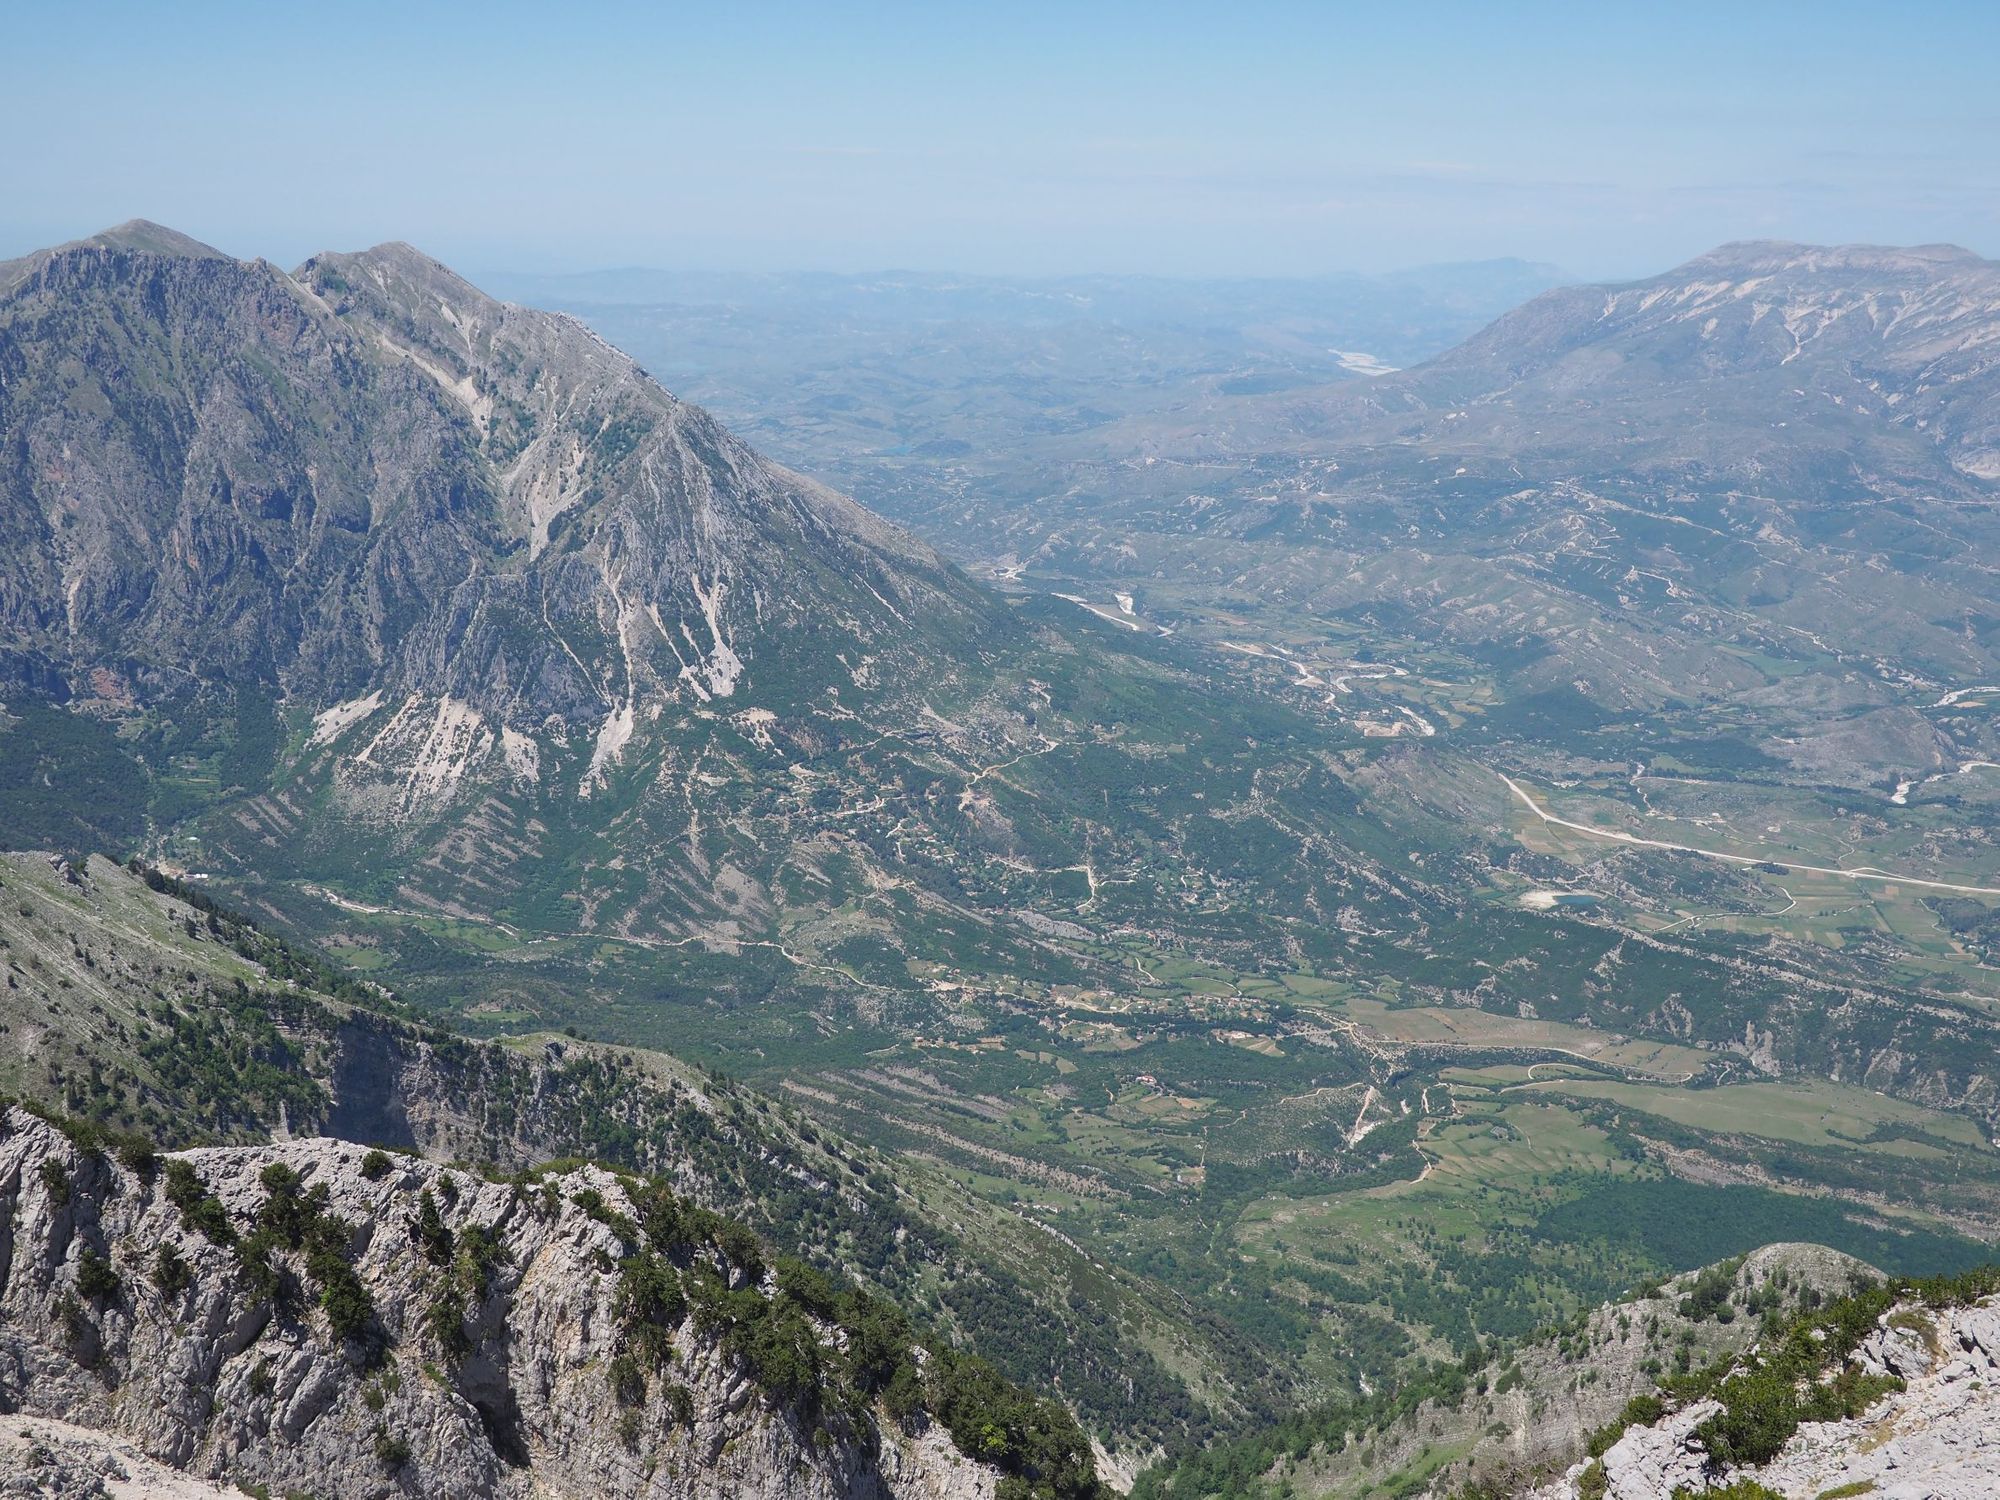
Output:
left=1498, top=772, right=2000, bottom=899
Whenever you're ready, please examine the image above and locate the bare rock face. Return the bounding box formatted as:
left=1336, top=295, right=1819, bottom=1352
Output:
left=1745, top=1301, right=2000, bottom=1500
left=0, top=1109, right=997, bottom=1500
left=0, top=221, right=985, bottom=721
left=1570, top=1401, right=1718, bottom=1500
left=1538, top=1295, right=2000, bottom=1499
left=0, top=1415, right=239, bottom=1498
left=0, top=222, right=1025, bottom=936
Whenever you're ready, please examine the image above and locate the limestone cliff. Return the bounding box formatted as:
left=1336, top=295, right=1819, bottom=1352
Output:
left=0, top=1106, right=1020, bottom=1499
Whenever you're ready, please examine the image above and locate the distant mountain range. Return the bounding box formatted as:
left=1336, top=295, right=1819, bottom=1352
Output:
left=800, top=240, right=2000, bottom=737
left=1267, top=238, right=2000, bottom=492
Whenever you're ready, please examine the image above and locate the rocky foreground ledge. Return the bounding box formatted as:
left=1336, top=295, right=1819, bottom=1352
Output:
left=1537, top=1281, right=2000, bottom=1499
left=0, top=1414, right=237, bottom=1498
left=0, top=1107, right=1055, bottom=1500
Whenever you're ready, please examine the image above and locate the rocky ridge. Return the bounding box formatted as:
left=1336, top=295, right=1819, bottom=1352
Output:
left=0, top=1106, right=1031, bottom=1499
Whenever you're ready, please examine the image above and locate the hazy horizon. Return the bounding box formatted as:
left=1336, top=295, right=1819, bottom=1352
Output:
left=9, top=1, right=1998, bottom=283
left=3, top=218, right=1588, bottom=287
left=15, top=220, right=1995, bottom=299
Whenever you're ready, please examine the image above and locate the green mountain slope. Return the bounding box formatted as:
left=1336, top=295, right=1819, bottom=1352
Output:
left=0, top=850, right=1248, bottom=1458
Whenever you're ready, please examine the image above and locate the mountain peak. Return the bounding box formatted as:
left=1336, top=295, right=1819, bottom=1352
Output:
left=0, top=213, right=989, bottom=810
left=81, top=219, right=230, bottom=260
left=295, top=239, right=505, bottom=344
left=0, top=220, right=235, bottom=297
left=320, top=238, right=484, bottom=293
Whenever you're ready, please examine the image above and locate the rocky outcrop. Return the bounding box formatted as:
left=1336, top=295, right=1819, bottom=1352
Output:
left=1540, top=1294, right=2000, bottom=1499
left=0, top=1415, right=237, bottom=1498
left=0, top=849, right=1223, bottom=1467
left=1757, top=1302, right=2000, bottom=1499
left=0, top=1108, right=1002, bottom=1499
left=1265, top=1244, right=1874, bottom=1499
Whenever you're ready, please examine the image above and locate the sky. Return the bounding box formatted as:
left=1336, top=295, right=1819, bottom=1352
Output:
left=5, top=0, right=1997, bottom=282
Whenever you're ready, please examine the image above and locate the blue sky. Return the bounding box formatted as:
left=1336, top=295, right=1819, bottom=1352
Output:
left=5, top=0, right=1996, bottom=279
